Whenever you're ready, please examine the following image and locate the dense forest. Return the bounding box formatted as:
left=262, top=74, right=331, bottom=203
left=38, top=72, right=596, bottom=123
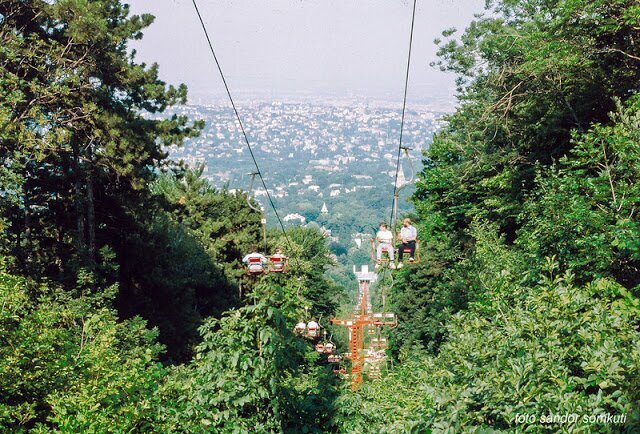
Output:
left=1, top=0, right=639, bottom=432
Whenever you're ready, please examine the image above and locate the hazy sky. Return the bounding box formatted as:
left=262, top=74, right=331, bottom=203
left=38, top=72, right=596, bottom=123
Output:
left=127, top=0, right=486, bottom=103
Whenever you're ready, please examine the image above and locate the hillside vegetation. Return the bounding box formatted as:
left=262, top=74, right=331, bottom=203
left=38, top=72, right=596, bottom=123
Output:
left=1, top=0, right=639, bottom=432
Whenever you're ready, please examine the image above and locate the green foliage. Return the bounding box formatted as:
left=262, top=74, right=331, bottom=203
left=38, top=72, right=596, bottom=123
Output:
left=270, top=226, right=347, bottom=320
left=0, top=0, right=201, bottom=281
left=154, top=283, right=338, bottom=433
left=420, top=0, right=640, bottom=240
left=0, top=0, right=220, bottom=362
left=0, top=266, right=165, bottom=432
left=400, top=0, right=640, bottom=353
left=116, top=210, right=233, bottom=363
left=518, top=97, right=640, bottom=290
left=387, top=221, right=467, bottom=354
left=339, top=233, right=640, bottom=433
left=116, top=168, right=263, bottom=362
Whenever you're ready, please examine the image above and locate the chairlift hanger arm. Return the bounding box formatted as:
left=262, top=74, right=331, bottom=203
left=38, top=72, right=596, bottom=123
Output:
left=390, top=0, right=417, bottom=230
left=246, top=172, right=262, bottom=213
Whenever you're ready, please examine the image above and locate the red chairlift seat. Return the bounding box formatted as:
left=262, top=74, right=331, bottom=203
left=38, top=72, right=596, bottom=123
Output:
left=246, top=256, right=266, bottom=274
left=307, top=322, right=320, bottom=339
left=333, top=368, right=347, bottom=376
left=268, top=255, right=288, bottom=273
left=378, top=246, right=392, bottom=263
left=398, top=240, right=421, bottom=264
left=294, top=322, right=306, bottom=335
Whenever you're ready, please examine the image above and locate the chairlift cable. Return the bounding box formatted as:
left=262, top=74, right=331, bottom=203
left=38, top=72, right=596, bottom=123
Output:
left=191, top=0, right=299, bottom=266
left=389, top=0, right=417, bottom=230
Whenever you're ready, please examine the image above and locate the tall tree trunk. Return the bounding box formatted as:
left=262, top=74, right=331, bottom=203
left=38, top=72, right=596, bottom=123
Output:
left=23, top=181, right=32, bottom=269
left=86, top=143, right=96, bottom=268
left=72, top=141, right=86, bottom=259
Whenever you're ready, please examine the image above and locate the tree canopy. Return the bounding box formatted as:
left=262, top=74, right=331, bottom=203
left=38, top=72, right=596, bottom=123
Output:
left=1, top=0, right=640, bottom=432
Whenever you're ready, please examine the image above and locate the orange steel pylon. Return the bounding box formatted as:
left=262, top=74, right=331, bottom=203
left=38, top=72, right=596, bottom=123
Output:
left=331, top=265, right=397, bottom=391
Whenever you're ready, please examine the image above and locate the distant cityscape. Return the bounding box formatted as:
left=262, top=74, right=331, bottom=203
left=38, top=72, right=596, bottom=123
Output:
left=161, top=99, right=448, bottom=245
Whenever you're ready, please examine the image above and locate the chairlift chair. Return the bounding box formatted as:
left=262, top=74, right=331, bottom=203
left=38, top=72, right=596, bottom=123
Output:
left=371, top=236, right=394, bottom=266
left=323, top=341, right=335, bottom=354
left=246, top=256, right=266, bottom=275
left=378, top=246, right=392, bottom=263
left=267, top=255, right=288, bottom=273
left=384, top=313, right=398, bottom=327
left=307, top=321, right=320, bottom=339
left=397, top=240, right=421, bottom=265
left=294, top=321, right=306, bottom=335
left=333, top=367, right=348, bottom=377
left=371, top=337, right=388, bottom=349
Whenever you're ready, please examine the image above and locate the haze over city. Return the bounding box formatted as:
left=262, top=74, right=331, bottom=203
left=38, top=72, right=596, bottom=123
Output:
left=128, top=0, right=485, bottom=104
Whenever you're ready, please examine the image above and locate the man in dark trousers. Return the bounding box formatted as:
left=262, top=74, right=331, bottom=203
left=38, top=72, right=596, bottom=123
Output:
left=397, top=218, right=417, bottom=267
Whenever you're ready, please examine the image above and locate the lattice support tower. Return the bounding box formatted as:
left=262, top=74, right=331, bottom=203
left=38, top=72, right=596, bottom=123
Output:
left=331, top=265, right=397, bottom=390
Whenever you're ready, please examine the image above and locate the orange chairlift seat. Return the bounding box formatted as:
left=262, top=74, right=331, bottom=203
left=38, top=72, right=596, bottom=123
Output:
left=371, top=312, right=397, bottom=327
left=370, top=337, right=388, bottom=349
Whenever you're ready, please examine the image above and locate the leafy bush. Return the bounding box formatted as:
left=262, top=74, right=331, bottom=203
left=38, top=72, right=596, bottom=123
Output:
left=338, top=231, right=640, bottom=433
left=0, top=267, right=165, bottom=432
left=518, top=97, right=640, bottom=290
left=153, top=283, right=336, bottom=433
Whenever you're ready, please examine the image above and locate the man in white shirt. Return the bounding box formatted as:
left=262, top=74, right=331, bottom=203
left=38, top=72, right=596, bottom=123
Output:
left=243, top=246, right=267, bottom=273
left=375, top=222, right=394, bottom=263
left=397, top=218, right=417, bottom=264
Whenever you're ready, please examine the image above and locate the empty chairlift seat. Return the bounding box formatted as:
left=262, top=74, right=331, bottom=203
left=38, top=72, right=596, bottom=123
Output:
left=371, top=312, right=397, bottom=326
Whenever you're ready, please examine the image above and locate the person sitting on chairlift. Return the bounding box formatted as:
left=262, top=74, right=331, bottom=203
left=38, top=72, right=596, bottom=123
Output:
left=307, top=319, right=319, bottom=338
left=269, top=247, right=288, bottom=272
left=397, top=218, right=417, bottom=266
left=375, top=222, right=394, bottom=267
left=243, top=246, right=267, bottom=273
left=294, top=321, right=306, bottom=335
